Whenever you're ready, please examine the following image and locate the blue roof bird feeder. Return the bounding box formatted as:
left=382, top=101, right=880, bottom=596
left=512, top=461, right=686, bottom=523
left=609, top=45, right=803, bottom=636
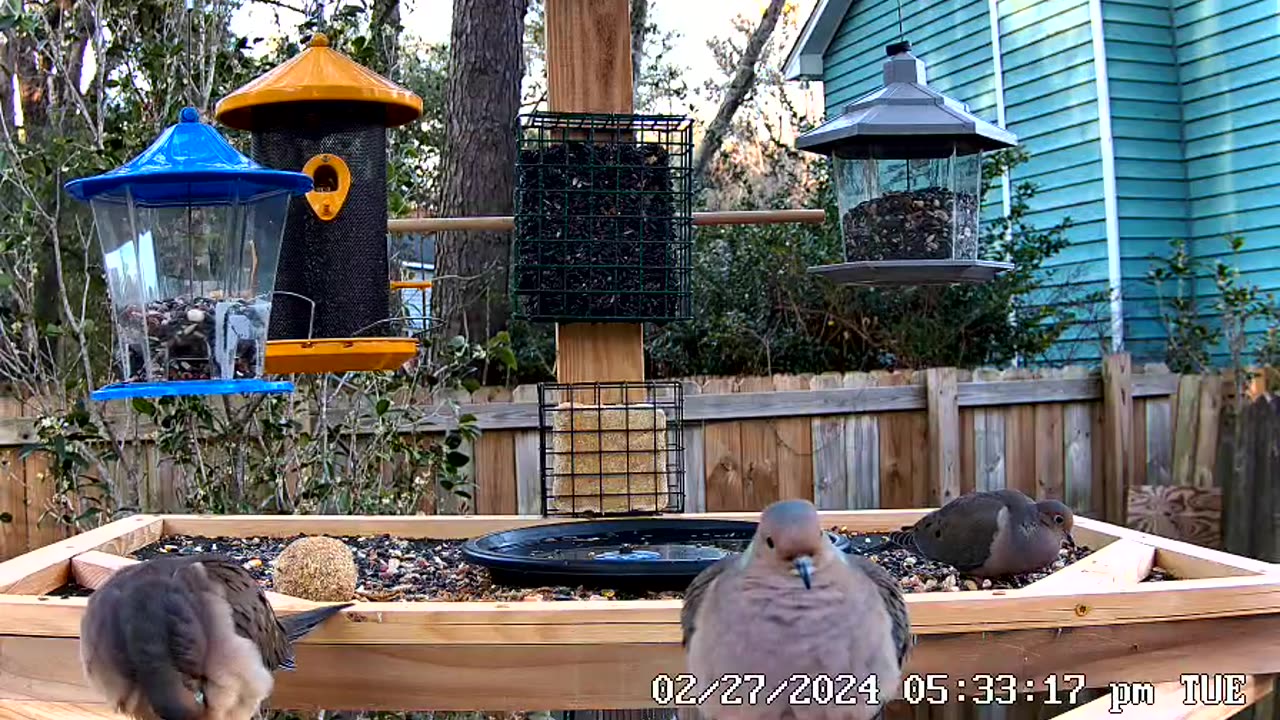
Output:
left=65, top=107, right=313, bottom=401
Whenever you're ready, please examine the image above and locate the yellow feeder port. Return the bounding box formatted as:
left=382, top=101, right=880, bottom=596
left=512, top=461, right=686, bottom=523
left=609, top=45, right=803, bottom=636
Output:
left=390, top=279, right=433, bottom=290
left=215, top=33, right=424, bottom=376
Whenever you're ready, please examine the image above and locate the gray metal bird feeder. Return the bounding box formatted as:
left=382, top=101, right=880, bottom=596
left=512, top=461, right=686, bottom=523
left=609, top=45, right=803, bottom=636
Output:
left=797, top=41, right=1018, bottom=286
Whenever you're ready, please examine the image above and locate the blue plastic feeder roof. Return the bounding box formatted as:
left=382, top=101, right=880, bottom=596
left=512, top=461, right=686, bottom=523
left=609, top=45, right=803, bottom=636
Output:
left=66, top=107, right=313, bottom=402
left=66, top=106, right=313, bottom=206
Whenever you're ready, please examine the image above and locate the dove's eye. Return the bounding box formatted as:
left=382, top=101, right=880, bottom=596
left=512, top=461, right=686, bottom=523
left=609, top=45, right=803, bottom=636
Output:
left=1054, top=515, right=1065, bottom=525
left=765, top=537, right=775, bottom=549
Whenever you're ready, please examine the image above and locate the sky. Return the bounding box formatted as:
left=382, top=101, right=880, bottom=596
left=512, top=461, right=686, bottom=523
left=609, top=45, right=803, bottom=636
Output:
left=228, top=0, right=822, bottom=122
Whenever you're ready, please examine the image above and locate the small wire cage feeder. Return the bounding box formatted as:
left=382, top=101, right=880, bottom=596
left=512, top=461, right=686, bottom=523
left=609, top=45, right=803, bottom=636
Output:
left=215, top=33, right=423, bottom=375
left=512, top=112, right=694, bottom=323
left=65, top=107, right=312, bottom=401
left=797, top=41, right=1019, bottom=286
left=538, top=381, right=685, bottom=517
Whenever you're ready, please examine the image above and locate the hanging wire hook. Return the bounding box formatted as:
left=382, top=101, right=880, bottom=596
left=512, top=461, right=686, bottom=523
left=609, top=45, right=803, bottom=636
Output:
left=268, top=290, right=318, bottom=340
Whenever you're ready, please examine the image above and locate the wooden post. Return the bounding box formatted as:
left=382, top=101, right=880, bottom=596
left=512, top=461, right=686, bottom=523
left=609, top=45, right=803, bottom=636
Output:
left=1102, top=353, right=1133, bottom=525
left=544, top=0, right=645, bottom=391
left=1248, top=396, right=1278, bottom=561
left=925, top=367, right=960, bottom=507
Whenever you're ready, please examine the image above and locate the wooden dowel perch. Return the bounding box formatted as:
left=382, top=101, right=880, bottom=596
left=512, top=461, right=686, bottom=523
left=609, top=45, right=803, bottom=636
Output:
left=387, top=209, right=826, bottom=234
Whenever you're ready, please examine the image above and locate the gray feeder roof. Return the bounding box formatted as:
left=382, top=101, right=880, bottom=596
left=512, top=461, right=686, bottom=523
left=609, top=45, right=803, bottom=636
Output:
left=796, top=42, right=1017, bottom=159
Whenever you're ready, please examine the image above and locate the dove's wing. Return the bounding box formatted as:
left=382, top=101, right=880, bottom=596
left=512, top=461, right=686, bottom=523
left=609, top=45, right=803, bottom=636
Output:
left=680, top=556, right=736, bottom=649
left=193, top=556, right=290, bottom=671
left=80, top=556, right=215, bottom=720
left=845, top=554, right=911, bottom=667
left=909, top=491, right=1007, bottom=571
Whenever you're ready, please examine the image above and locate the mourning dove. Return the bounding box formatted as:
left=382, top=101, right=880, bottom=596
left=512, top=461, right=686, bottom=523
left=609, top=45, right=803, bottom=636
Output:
left=890, top=489, right=1075, bottom=577
left=680, top=499, right=910, bottom=720
left=80, top=553, right=352, bottom=720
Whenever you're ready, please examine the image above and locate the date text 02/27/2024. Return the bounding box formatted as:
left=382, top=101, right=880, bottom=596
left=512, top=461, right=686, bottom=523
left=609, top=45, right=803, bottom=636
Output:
left=652, top=673, right=1255, bottom=709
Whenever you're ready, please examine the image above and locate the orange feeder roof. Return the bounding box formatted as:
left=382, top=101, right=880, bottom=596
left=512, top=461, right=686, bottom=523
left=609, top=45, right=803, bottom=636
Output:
left=215, top=33, right=423, bottom=131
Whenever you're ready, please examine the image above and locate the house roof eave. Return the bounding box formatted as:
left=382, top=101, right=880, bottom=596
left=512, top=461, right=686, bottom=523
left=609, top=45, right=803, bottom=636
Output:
left=782, top=0, right=856, bottom=81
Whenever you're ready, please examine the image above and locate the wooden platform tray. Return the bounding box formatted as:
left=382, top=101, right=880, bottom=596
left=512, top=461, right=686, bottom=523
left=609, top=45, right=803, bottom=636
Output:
left=0, top=511, right=1278, bottom=712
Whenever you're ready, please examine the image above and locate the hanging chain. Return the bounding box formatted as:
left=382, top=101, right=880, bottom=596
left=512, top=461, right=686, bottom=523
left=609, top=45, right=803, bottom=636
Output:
left=185, top=0, right=197, bottom=109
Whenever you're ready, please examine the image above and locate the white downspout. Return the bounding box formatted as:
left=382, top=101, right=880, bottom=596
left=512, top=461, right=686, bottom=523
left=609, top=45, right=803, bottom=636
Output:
left=987, top=0, right=1012, bottom=225
left=988, top=0, right=1019, bottom=368
left=1088, top=0, right=1125, bottom=352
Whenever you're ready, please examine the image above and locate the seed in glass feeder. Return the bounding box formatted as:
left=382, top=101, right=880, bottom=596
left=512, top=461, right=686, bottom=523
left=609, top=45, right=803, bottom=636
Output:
left=841, top=185, right=981, bottom=262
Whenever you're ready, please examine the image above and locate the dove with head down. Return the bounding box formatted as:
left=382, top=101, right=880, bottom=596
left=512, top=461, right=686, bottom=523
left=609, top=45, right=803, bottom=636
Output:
left=890, top=489, right=1075, bottom=577
left=80, top=552, right=351, bottom=720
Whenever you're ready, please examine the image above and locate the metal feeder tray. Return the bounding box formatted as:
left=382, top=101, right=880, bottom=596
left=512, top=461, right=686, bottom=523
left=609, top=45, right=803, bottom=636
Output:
left=808, top=259, right=1014, bottom=286
left=461, top=518, right=891, bottom=591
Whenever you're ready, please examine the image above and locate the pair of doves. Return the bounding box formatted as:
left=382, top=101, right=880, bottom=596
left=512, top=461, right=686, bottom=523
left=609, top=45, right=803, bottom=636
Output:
left=682, top=490, right=1074, bottom=720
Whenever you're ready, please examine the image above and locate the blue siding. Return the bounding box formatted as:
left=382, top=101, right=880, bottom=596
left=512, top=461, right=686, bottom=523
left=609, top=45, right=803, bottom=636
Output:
left=1174, top=0, right=1280, bottom=362
left=1102, top=0, right=1188, bottom=364
left=1000, top=0, right=1109, bottom=362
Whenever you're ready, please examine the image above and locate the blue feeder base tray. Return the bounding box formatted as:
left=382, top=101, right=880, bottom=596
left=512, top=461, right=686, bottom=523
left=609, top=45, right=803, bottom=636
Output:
left=91, top=379, right=295, bottom=401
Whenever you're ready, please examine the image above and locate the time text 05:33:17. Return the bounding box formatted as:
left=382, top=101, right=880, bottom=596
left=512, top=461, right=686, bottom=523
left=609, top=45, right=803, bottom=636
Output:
left=651, top=673, right=1088, bottom=707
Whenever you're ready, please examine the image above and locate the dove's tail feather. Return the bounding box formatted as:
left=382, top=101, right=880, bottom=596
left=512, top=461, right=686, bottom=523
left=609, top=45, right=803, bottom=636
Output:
left=279, top=602, right=354, bottom=643
left=120, top=583, right=207, bottom=720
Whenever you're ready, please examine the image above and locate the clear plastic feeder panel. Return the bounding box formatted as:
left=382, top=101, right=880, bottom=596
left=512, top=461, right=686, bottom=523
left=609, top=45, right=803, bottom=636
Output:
left=832, top=148, right=982, bottom=263
left=89, top=188, right=290, bottom=384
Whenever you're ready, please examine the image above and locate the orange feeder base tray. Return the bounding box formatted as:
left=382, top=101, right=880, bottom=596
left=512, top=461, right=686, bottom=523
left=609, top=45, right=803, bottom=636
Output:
left=264, top=338, right=419, bottom=375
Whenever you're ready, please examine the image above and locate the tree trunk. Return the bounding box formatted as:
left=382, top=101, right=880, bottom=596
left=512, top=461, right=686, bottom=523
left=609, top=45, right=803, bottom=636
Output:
left=433, top=0, right=526, bottom=348
left=629, top=0, right=648, bottom=91
left=691, top=0, right=785, bottom=184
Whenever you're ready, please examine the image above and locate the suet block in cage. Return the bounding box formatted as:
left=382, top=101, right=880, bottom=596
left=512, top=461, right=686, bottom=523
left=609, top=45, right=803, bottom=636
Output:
left=539, top=382, right=685, bottom=517
left=513, top=112, right=693, bottom=323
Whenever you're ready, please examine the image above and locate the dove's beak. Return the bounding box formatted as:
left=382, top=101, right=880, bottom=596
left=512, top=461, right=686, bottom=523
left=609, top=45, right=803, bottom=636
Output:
left=793, top=555, right=814, bottom=590
left=1065, top=533, right=1077, bottom=550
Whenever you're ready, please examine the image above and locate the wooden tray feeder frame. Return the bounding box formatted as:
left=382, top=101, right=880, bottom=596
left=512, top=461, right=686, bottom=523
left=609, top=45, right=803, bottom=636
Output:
left=1, top=511, right=1279, bottom=717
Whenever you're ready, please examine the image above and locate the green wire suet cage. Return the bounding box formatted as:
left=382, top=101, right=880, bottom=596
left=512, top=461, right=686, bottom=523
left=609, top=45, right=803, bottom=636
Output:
left=512, top=112, right=693, bottom=323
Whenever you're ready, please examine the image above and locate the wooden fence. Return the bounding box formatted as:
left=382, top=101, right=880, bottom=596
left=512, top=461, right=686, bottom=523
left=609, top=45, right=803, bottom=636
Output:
left=1, top=358, right=1275, bottom=563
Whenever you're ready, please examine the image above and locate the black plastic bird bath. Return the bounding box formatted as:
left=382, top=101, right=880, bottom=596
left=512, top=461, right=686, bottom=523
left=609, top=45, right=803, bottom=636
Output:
left=461, top=518, right=891, bottom=591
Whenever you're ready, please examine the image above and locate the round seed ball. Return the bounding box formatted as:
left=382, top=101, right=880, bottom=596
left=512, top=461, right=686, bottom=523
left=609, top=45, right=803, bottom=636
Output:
left=272, top=536, right=357, bottom=602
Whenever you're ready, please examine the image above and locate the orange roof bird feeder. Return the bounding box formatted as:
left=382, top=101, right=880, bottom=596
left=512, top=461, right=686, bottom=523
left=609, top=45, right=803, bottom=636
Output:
left=215, top=33, right=423, bottom=375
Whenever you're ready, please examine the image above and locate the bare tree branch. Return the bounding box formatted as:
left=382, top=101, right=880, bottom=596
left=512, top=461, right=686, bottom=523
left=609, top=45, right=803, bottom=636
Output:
left=691, top=0, right=785, bottom=185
